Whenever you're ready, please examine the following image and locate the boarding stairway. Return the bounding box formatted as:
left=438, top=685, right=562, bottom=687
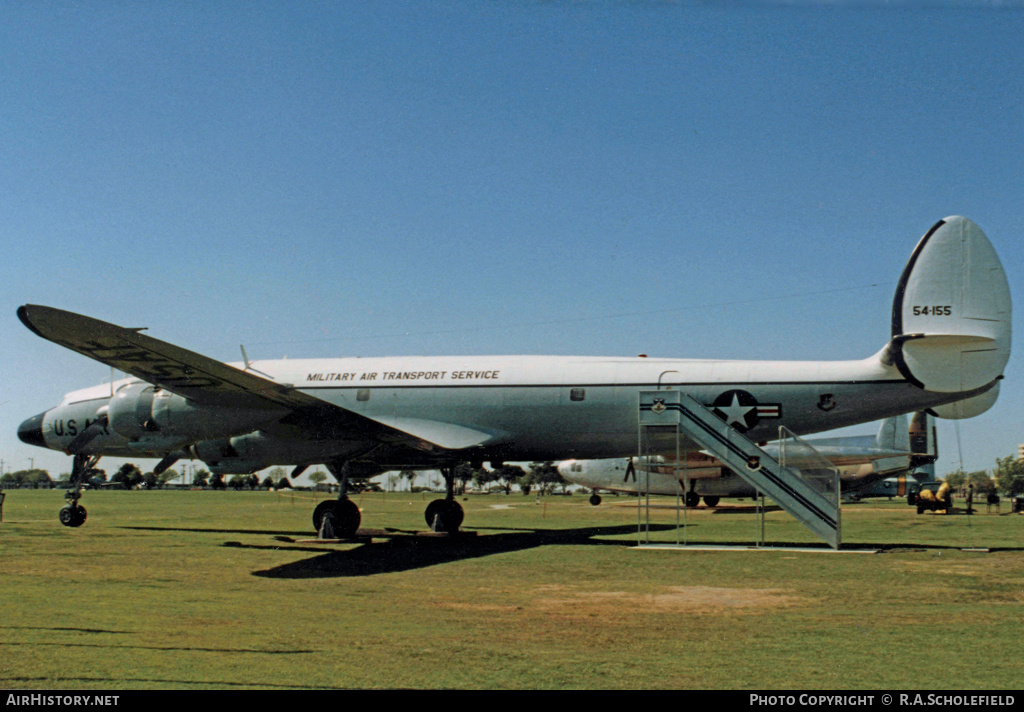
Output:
left=639, top=390, right=841, bottom=549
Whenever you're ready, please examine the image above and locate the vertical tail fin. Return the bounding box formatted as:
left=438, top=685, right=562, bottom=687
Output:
left=887, top=216, right=1011, bottom=395
left=874, top=414, right=908, bottom=452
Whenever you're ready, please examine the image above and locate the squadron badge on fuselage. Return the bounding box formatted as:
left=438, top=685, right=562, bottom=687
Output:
left=817, top=393, right=837, bottom=411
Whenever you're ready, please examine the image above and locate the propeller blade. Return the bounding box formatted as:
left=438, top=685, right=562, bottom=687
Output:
left=66, top=416, right=108, bottom=455
left=154, top=455, right=180, bottom=475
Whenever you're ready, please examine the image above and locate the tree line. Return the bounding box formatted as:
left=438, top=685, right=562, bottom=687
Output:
left=390, top=462, right=566, bottom=495
left=943, top=454, right=1024, bottom=498
left=0, top=468, right=54, bottom=487
left=0, top=461, right=567, bottom=494
left=0, top=464, right=295, bottom=491
left=14, top=454, right=1020, bottom=496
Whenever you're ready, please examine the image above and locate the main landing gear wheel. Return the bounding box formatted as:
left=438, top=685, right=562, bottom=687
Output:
left=685, top=491, right=700, bottom=508
left=589, top=493, right=602, bottom=506
left=424, top=499, right=464, bottom=533
left=58, top=505, right=87, bottom=528
left=703, top=496, right=720, bottom=507
left=312, top=498, right=361, bottom=538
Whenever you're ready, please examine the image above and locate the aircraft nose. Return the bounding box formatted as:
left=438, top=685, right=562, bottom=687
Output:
left=18, top=411, right=47, bottom=448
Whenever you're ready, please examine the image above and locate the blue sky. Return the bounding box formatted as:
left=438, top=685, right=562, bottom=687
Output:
left=2, top=2, right=1023, bottom=481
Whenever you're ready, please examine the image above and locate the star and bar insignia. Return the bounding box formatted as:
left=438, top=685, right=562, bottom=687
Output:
left=709, top=389, right=782, bottom=433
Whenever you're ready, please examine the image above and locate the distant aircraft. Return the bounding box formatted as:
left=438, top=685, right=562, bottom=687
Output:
left=17, top=217, right=1011, bottom=537
left=854, top=463, right=936, bottom=501
left=558, top=412, right=937, bottom=506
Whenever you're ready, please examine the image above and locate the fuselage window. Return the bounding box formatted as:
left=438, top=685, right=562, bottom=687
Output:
left=570, top=388, right=585, bottom=402
left=357, top=389, right=371, bottom=402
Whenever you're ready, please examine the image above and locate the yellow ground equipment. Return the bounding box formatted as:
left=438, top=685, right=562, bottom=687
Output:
left=915, top=481, right=953, bottom=514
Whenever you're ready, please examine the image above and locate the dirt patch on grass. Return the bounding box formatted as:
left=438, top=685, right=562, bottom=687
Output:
left=532, top=585, right=804, bottom=615
left=443, top=602, right=524, bottom=613
left=436, top=585, right=804, bottom=617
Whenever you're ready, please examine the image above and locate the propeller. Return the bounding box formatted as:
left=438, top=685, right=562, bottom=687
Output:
left=154, top=454, right=180, bottom=475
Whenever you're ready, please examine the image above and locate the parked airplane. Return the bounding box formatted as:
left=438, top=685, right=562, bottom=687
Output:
left=558, top=412, right=936, bottom=506
left=855, top=463, right=936, bottom=501
left=17, top=216, right=1011, bottom=536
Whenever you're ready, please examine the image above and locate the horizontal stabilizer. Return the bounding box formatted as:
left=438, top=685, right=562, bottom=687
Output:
left=928, top=382, right=1000, bottom=420
left=889, top=217, right=1011, bottom=393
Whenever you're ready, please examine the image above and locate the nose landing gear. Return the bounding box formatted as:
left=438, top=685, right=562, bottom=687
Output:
left=59, top=453, right=100, bottom=528
left=59, top=503, right=87, bottom=527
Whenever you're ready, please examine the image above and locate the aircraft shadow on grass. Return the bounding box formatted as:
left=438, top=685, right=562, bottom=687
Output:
left=240, top=530, right=1024, bottom=578
left=253, top=523, right=662, bottom=579
left=120, top=521, right=1024, bottom=580
left=4, top=675, right=343, bottom=690
left=121, top=522, right=672, bottom=579
left=0, top=625, right=347, bottom=689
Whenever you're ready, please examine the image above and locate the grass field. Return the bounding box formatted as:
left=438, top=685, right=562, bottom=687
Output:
left=1, top=488, right=1023, bottom=690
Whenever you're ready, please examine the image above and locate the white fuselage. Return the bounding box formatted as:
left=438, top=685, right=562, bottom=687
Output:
left=38, top=352, right=974, bottom=468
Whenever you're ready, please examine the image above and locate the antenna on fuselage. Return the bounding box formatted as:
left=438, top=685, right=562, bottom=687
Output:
left=240, top=345, right=275, bottom=379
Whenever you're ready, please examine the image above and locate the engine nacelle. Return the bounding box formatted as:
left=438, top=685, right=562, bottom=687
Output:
left=107, top=382, right=158, bottom=441
left=191, top=438, right=265, bottom=475
left=107, top=381, right=285, bottom=448
left=190, top=431, right=372, bottom=474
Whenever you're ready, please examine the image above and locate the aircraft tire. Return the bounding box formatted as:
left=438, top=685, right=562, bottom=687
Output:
left=425, top=499, right=464, bottom=533
left=312, top=498, right=361, bottom=538
left=685, top=491, right=700, bottom=508
left=59, top=505, right=87, bottom=528
left=588, top=494, right=602, bottom=506
left=703, top=496, right=720, bottom=507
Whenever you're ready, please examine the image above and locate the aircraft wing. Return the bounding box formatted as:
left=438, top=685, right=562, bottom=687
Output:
left=17, top=305, right=495, bottom=453
left=18, top=304, right=314, bottom=410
